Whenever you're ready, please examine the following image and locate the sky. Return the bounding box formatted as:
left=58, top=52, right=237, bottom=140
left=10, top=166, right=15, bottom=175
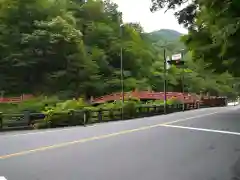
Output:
left=112, top=0, right=188, bottom=34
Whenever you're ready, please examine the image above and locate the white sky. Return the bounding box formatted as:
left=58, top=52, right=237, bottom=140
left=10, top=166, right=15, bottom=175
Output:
left=112, top=0, right=188, bottom=34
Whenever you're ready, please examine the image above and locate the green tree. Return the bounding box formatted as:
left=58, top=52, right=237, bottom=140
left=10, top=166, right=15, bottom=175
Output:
left=151, top=0, right=240, bottom=77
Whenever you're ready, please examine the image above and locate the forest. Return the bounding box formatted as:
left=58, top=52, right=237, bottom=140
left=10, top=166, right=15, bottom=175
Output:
left=0, top=0, right=238, bottom=100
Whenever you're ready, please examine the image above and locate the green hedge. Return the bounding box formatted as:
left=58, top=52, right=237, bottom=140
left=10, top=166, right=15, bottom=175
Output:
left=0, top=96, right=183, bottom=129
left=31, top=98, right=182, bottom=129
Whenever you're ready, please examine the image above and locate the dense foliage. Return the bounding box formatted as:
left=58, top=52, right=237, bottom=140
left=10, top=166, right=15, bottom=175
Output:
left=0, top=96, right=184, bottom=129
left=151, top=0, right=240, bottom=79
left=0, top=0, right=237, bottom=100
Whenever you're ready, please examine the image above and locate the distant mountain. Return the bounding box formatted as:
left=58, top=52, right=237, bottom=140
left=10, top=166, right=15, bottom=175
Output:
left=144, top=29, right=185, bottom=52
left=147, top=29, right=183, bottom=42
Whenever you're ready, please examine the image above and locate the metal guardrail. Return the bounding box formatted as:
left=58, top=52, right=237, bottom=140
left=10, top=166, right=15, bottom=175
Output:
left=0, top=100, right=227, bottom=131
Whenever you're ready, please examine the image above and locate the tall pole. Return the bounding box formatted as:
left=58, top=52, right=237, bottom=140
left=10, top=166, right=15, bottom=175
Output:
left=120, top=24, right=124, bottom=119
left=0, top=90, right=4, bottom=102
left=163, top=48, right=167, bottom=114
left=233, top=84, right=236, bottom=106
left=181, top=50, right=185, bottom=111
left=182, top=69, right=185, bottom=111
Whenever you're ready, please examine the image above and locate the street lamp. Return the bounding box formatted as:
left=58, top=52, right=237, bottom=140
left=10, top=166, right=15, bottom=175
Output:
left=163, top=48, right=167, bottom=114
left=168, top=49, right=186, bottom=111
left=159, top=44, right=168, bottom=114
left=0, top=90, right=4, bottom=102
left=120, top=24, right=124, bottom=119
left=180, top=49, right=185, bottom=111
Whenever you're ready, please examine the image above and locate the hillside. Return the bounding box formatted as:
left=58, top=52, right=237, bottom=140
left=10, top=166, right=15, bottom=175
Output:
left=147, top=29, right=183, bottom=42
left=0, top=0, right=235, bottom=99
left=144, top=29, right=185, bottom=54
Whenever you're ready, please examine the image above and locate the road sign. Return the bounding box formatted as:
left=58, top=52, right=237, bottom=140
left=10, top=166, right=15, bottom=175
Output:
left=166, top=63, right=171, bottom=70
left=166, top=56, right=171, bottom=69
left=172, top=53, right=182, bottom=60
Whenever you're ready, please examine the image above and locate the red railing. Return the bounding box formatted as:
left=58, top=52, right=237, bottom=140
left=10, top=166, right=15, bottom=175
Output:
left=92, top=91, right=201, bottom=104
left=0, top=92, right=226, bottom=106
left=0, top=94, right=33, bottom=103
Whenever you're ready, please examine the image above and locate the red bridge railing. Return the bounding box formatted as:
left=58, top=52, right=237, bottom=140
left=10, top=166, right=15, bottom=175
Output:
left=92, top=91, right=201, bottom=104
left=0, top=94, right=33, bottom=103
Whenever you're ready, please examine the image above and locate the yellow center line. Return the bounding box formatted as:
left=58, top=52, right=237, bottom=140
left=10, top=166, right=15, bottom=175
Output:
left=0, top=124, right=163, bottom=160
left=0, top=111, right=221, bottom=160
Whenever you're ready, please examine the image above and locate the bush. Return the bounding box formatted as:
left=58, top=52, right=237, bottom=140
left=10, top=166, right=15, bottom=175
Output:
left=0, top=96, right=61, bottom=114
left=0, top=103, right=18, bottom=113
left=123, top=100, right=138, bottom=118
left=32, top=96, right=184, bottom=129
left=33, top=121, right=49, bottom=129
left=153, top=100, right=164, bottom=105
left=17, top=96, right=60, bottom=113
left=167, top=98, right=182, bottom=105
left=40, top=98, right=89, bottom=128
left=44, top=111, right=71, bottom=127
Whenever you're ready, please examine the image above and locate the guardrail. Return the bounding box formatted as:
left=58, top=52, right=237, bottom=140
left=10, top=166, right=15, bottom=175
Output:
left=0, top=94, right=33, bottom=103
left=0, top=112, right=45, bottom=131
left=0, top=100, right=227, bottom=131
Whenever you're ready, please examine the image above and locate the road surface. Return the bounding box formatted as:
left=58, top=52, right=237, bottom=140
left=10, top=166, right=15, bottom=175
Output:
left=1, top=106, right=240, bottom=180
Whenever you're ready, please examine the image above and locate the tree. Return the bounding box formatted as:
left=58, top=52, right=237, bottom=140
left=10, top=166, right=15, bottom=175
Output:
left=0, top=0, right=236, bottom=98
left=151, top=0, right=240, bottom=77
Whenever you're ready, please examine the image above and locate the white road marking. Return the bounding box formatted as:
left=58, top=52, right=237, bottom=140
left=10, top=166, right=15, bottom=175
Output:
left=228, top=102, right=239, bottom=106
left=0, top=109, right=236, bottom=159
left=162, top=111, right=223, bottom=125
left=0, top=177, right=7, bottom=180
left=162, top=124, right=240, bottom=136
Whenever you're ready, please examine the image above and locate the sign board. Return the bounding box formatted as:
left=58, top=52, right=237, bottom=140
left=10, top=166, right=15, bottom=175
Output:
left=172, top=53, right=182, bottom=61
left=166, top=56, right=171, bottom=69
left=166, top=62, right=171, bottom=70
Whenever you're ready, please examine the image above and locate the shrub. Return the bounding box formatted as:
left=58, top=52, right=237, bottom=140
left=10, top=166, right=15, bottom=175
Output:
left=33, top=121, right=49, bottom=129
left=0, top=96, right=61, bottom=114
left=167, top=98, right=182, bottom=105
left=123, top=100, right=138, bottom=118
left=152, top=100, right=164, bottom=105
left=32, top=96, right=184, bottom=129
left=40, top=98, right=89, bottom=128
left=0, top=103, right=18, bottom=113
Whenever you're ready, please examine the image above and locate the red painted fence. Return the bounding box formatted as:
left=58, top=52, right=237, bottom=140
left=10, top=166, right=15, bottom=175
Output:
left=92, top=91, right=201, bottom=104
left=0, top=94, right=33, bottom=103
left=0, top=92, right=226, bottom=107
left=92, top=91, right=227, bottom=106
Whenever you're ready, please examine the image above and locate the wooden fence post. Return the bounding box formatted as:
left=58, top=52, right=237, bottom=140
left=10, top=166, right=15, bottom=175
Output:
left=69, top=110, right=75, bottom=125
left=83, top=110, right=88, bottom=126
left=98, top=109, right=102, bottom=122
left=153, top=105, right=157, bottom=114
left=24, top=111, right=31, bottom=126
left=109, top=109, right=114, bottom=120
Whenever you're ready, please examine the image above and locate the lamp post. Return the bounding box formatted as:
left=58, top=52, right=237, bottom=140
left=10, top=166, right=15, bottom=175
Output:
left=120, top=24, right=124, bottom=119
left=163, top=48, right=167, bottom=114
left=180, top=49, right=185, bottom=111
left=158, top=43, right=169, bottom=114
left=0, top=90, right=4, bottom=102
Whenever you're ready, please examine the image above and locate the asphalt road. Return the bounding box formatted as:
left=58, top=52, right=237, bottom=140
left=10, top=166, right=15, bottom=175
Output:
left=1, top=106, right=240, bottom=180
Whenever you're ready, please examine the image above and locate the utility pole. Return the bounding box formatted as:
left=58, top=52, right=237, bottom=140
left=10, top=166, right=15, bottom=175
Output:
left=181, top=49, right=185, bottom=111
left=163, top=48, right=167, bottom=114
left=120, top=24, right=124, bottom=119
left=0, top=90, right=4, bottom=102
left=182, top=68, right=185, bottom=111
left=170, top=49, right=186, bottom=111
